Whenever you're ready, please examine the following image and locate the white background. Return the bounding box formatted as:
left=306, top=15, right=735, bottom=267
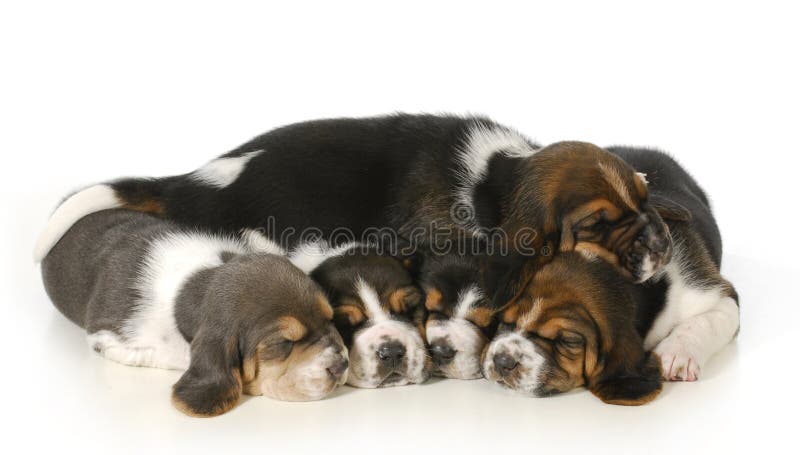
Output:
left=1, top=1, right=796, bottom=454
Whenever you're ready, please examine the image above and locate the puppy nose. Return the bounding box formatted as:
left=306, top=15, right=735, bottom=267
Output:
left=494, top=353, right=518, bottom=376
left=327, top=357, right=349, bottom=378
left=430, top=341, right=457, bottom=365
left=377, top=341, right=406, bottom=367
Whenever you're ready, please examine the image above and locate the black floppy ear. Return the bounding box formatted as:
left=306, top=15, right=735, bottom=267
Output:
left=650, top=194, right=691, bottom=222
left=481, top=255, right=534, bottom=310
left=589, top=352, right=662, bottom=406
left=172, top=330, right=243, bottom=417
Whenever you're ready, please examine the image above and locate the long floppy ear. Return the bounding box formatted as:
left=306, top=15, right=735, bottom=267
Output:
left=172, top=330, right=243, bottom=417
left=589, top=352, right=662, bottom=406
left=650, top=194, right=691, bottom=222
left=481, top=255, right=535, bottom=310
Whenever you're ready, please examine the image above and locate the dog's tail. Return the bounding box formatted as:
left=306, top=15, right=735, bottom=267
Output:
left=33, top=177, right=171, bottom=262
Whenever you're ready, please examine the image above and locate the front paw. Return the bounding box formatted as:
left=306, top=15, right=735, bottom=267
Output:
left=653, top=337, right=700, bottom=382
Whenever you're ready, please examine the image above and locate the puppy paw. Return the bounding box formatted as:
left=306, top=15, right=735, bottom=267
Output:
left=653, top=337, right=700, bottom=382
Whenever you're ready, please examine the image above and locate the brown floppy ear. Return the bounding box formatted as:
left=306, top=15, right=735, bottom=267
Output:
left=388, top=286, right=423, bottom=313
left=650, top=194, right=691, bottom=222
left=589, top=352, right=662, bottom=406
left=172, top=330, right=243, bottom=417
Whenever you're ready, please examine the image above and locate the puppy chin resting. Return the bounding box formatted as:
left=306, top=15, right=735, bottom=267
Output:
left=345, top=319, right=430, bottom=388
left=427, top=319, right=486, bottom=380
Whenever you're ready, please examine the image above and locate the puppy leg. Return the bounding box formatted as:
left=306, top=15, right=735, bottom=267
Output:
left=652, top=296, right=739, bottom=381
left=87, top=330, right=189, bottom=370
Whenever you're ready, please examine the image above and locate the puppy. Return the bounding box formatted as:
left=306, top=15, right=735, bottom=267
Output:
left=608, top=146, right=740, bottom=381
left=41, top=210, right=348, bottom=417
left=34, top=115, right=672, bottom=285
left=418, top=252, right=496, bottom=379
left=289, top=242, right=431, bottom=388
left=483, top=252, right=664, bottom=405
left=483, top=148, right=739, bottom=404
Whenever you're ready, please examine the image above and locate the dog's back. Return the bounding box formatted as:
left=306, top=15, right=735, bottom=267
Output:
left=41, top=210, right=172, bottom=331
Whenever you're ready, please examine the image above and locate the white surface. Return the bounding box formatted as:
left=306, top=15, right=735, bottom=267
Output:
left=1, top=1, right=797, bottom=454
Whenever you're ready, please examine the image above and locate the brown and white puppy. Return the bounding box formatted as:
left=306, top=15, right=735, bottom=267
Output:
left=41, top=210, right=348, bottom=417
left=483, top=147, right=740, bottom=402
left=291, top=242, right=431, bottom=388
left=482, top=252, right=664, bottom=405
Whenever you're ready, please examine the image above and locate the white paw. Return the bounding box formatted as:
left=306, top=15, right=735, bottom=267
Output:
left=653, top=337, right=701, bottom=382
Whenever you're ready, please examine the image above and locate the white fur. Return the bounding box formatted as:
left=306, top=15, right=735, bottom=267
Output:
left=240, top=228, right=285, bottom=255
left=90, top=232, right=249, bottom=370
left=454, top=123, right=537, bottom=235
left=636, top=172, right=649, bottom=185
left=259, top=343, right=348, bottom=401
left=639, top=255, right=656, bottom=282
left=426, top=285, right=486, bottom=379
left=643, top=243, right=740, bottom=380
left=33, top=184, right=121, bottom=261
left=356, top=277, right=390, bottom=321
left=346, top=318, right=428, bottom=388
left=483, top=331, right=545, bottom=395
left=190, top=150, right=264, bottom=188
left=288, top=241, right=360, bottom=274
left=345, top=281, right=427, bottom=388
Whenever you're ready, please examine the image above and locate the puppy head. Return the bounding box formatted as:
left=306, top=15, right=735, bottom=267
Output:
left=511, top=141, right=680, bottom=282
left=311, top=247, right=431, bottom=388
left=419, top=253, right=496, bottom=379
left=172, top=255, right=348, bottom=417
left=482, top=252, right=662, bottom=405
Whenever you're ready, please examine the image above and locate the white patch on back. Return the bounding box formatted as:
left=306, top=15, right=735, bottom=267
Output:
left=33, top=184, right=121, bottom=261
left=288, top=241, right=360, bottom=274
left=98, top=232, right=249, bottom=370
left=240, top=228, right=285, bottom=255
left=190, top=149, right=264, bottom=189
left=454, top=123, right=538, bottom=235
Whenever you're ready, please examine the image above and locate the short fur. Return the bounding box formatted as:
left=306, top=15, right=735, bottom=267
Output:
left=41, top=210, right=348, bottom=417
left=483, top=147, right=739, bottom=404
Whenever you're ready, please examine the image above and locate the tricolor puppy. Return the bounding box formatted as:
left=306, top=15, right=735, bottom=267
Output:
left=41, top=210, right=348, bottom=417
left=33, top=115, right=672, bottom=286
left=483, top=148, right=739, bottom=404
left=483, top=252, right=664, bottom=405
left=290, top=243, right=431, bottom=388
left=419, top=253, right=497, bottom=379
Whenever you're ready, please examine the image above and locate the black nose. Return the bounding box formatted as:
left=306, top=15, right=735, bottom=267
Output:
left=377, top=341, right=406, bottom=367
left=494, top=353, right=518, bottom=376
left=430, top=342, right=457, bottom=365
left=327, top=357, right=349, bottom=378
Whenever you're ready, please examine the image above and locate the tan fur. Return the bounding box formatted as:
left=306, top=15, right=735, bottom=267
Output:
left=278, top=316, right=307, bottom=341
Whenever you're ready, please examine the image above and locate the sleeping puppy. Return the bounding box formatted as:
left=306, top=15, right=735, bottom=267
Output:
left=482, top=252, right=664, bottom=405
left=608, top=146, right=740, bottom=381
left=419, top=252, right=497, bottom=379
left=41, top=210, right=348, bottom=417
left=483, top=148, right=739, bottom=403
left=33, top=115, right=672, bottom=287
left=288, top=242, right=431, bottom=388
